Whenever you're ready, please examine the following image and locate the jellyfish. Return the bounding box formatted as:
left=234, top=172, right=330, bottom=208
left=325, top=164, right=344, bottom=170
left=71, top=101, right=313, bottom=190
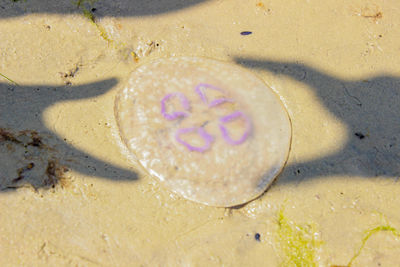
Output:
left=114, top=57, right=291, bottom=207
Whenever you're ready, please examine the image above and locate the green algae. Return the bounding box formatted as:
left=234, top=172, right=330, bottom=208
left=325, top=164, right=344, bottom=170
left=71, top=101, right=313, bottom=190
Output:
left=78, top=5, right=113, bottom=45
left=277, top=209, right=322, bottom=267
left=75, top=0, right=115, bottom=45
left=75, top=0, right=148, bottom=62
left=0, top=72, right=18, bottom=85
left=76, top=0, right=138, bottom=62
left=348, top=224, right=400, bottom=266
left=276, top=210, right=400, bottom=267
left=75, top=0, right=97, bottom=8
left=81, top=8, right=114, bottom=44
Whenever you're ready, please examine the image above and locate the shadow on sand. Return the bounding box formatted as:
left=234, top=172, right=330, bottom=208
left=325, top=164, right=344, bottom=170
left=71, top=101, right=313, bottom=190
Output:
left=0, top=0, right=208, bottom=18
left=0, top=0, right=210, bottom=192
left=235, top=57, right=400, bottom=184
left=0, top=79, right=138, bottom=191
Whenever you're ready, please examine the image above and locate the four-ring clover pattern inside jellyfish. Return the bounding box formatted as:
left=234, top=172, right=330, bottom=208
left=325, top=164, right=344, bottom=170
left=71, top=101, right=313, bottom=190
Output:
left=115, top=57, right=291, bottom=207
left=160, top=83, right=252, bottom=152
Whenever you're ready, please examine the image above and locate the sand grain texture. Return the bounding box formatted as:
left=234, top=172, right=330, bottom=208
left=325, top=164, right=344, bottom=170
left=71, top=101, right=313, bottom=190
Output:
left=1, top=0, right=400, bottom=266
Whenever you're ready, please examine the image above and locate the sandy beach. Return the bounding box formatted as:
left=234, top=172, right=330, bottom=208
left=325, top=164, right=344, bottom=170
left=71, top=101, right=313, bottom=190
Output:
left=1, top=0, right=400, bottom=266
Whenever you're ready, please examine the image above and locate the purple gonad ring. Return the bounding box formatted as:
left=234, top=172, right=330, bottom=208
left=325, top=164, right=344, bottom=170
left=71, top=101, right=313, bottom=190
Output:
left=195, top=83, right=234, bottom=107
left=175, top=127, right=214, bottom=152
left=160, top=92, right=190, bottom=120
left=219, top=111, right=252, bottom=145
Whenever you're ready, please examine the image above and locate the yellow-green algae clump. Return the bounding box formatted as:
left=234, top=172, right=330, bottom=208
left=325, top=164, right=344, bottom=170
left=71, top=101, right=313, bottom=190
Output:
left=277, top=209, right=322, bottom=267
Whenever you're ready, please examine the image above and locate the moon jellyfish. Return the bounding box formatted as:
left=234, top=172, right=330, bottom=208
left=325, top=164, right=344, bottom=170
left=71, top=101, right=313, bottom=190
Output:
left=115, top=57, right=291, bottom=207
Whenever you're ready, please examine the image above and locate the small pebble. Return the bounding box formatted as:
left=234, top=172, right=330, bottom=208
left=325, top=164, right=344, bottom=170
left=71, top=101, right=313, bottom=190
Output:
left=240, top=31, right=253, bottom=36
left=255, top=233, right=261, bottom=241
left=355, top=132, right=365, bottom=139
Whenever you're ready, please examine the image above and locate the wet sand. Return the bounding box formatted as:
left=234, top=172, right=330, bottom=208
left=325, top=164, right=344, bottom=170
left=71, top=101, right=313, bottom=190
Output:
left=1, top=0, right=400, bottom=266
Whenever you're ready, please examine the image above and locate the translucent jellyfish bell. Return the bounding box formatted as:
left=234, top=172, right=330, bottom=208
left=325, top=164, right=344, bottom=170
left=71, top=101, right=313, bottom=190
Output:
left=115, top=57, right=291, bottom=207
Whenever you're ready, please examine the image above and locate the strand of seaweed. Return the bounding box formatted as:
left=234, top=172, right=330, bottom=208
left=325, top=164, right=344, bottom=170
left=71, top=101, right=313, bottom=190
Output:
left=347, top=224, right=400, bottom=266
left=75, top=0, right=141, bottom=62
left=0, top=72, right=19, bottom=85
